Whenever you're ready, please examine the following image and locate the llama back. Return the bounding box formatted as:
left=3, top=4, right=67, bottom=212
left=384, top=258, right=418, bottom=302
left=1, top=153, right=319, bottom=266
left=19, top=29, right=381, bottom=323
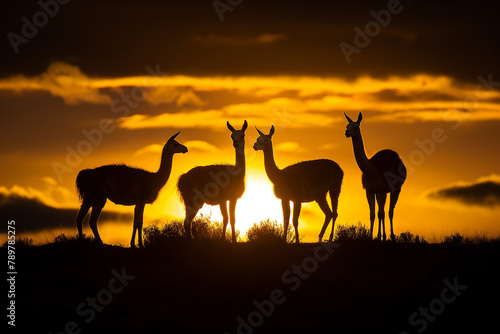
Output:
left=177, top=164, right=245, bottom=205
left=282, top=159, right=342, bottom=187
left=276, top=159, right=343, bottom=202
left=363, top=149, right=406, bottom=191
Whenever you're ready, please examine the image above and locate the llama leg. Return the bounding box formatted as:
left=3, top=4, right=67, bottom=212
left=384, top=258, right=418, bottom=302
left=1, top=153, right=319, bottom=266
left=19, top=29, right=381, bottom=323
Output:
left=131, top=203, right=145, bottom=248
left=76, top=200, right=91, bottom=238
left=389, top=189, right=401, bottom=240
left=229, top=200, right=238, bottom=243
left=317, top=197, right=333, bottom=242
left=89, top=202, right=105, bottom=244
left=366, top=190, right=376, bottom=239
left=281, top=200, right=291, bottom=242
left=220, top=201, right=229, bottom=240
left=137, top=204, right=145, bottom=248
left=376, top=193, right=387, bottom=240
left=329, top=188, right=340, bottom=242
left=292, top=202, right=302, bottom=244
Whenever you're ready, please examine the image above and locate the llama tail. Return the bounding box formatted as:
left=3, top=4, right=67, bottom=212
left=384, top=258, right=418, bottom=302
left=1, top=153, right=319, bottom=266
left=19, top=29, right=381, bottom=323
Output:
left=329, top=164, right=344, bottom=211
left=176, top=173, right=190, bottom=204
left=75, top=169, right=91, bottom=202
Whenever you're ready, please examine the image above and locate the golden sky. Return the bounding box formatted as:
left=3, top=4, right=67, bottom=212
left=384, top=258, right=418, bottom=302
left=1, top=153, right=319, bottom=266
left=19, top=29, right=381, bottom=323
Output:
left=1, top=1, right=499, bottom=244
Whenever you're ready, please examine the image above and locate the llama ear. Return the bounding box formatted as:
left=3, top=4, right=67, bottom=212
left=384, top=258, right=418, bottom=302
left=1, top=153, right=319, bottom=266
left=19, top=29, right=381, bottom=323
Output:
left=344, top=112, right=354, bottom=123
left=255, top=126, right=265, bottom=136
left=357, top=112, right=363, bottom=123
left=227, top=121, right=236, bottom=132
left=241, top=120, right=248, bottom=131
left=269, top=125, right=275, bottom=137
left=168, top=131, right=180, bottom=144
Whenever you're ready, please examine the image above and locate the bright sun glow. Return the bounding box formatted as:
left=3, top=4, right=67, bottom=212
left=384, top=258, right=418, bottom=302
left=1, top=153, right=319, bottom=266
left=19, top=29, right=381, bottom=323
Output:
left=198, top=175, right=283, bottom=237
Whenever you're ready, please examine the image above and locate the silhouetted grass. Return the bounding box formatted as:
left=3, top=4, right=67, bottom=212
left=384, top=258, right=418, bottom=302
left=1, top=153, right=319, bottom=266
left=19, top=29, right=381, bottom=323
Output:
left=2, top=236, right=34, bottom=249
left=143, top=220, right=185, bottom=247
left=54, top=233, right=96, bottom=243
left=1, top=234, right=98, bottom=249
left=143, top=214, right=240, bottom=247
left=333, top=222, right=372, bottom=243
left=53, top=233, right=79, bottom=243
left=246, top=219, right=295, bottom=244
left=470, top=230, right=489, bottom=244
left=443, top=232, right=472, bottom=245
left=332, top=223, right=428, bottom=244
left=8, top=218, right=498, bottom=250
left=395, top=231, right=428, bottom=244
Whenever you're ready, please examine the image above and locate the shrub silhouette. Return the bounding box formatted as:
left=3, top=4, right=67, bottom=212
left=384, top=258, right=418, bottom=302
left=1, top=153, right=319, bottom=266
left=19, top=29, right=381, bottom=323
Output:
left=443, top=232, right=471, bottom=245
left=53, top=233, right=78, bottom=243
left=55, top=233, right=96, bottom=243
left=333, top=222, right=371, bottom=242
left=143, top=221, right=185, bottom=247
left=2, top=237, right=34, bottom=249
left=333, top=224, right=428, bottom=244
left=18, top=237, right=34, bottom=247
left=395, top=231, right=428, bottom=244
left=246, top=219, right=296, bottom=244
left=143, top=215, right=240, bottom=247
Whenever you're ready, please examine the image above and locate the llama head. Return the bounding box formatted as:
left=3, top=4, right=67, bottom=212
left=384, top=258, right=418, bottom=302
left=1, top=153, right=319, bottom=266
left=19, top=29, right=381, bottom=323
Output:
left=164, top=131, right=188, bottom=154
left=253, top=125, right=275, bottom=151
left=344, top=112, right=363, bottom=138
left=227, top=120, right=248, bottom=150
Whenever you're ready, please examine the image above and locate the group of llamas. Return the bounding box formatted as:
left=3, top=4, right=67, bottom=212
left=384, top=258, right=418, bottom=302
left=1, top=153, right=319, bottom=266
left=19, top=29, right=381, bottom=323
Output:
left=75, top=112, right=407, bottom=247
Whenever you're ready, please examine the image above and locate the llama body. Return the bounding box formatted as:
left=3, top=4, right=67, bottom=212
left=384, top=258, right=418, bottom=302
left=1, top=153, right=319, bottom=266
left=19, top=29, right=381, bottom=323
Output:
left=254, top=126, right=343, bottom=243
left=345, top=112, right=406, bottom=240
left=178, top=121, right=247, bottom=242
left=77, top=165, right=165, bottom=205
left=271, top=159, right=340, bottom=202
left=361, top=149, right=404, bottom=193
left=177, top=164, right=245, bottom=206
left=75, top=132, right=187, bottom=247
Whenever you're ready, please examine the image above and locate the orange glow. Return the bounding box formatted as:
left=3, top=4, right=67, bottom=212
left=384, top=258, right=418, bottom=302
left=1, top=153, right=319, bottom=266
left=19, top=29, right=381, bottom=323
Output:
left=2, top=63, right=500, bottom=246
left=197, top=171, right=283, bottom=238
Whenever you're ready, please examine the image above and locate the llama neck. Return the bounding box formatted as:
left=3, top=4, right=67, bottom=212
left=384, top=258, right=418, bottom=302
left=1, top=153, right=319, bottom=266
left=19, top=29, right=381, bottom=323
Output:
left=351, top=133, right=375, bottom=175
left=156, top=152, right=174, bottom=186
left=263, top=144, right=280, bottom=184
left=233, top=144, right=246, bottom=177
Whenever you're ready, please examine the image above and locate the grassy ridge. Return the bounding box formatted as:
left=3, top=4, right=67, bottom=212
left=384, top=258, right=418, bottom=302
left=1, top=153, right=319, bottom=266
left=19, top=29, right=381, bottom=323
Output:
left=6, top=219, right=500, bottom=333
left=6, top=217, right=494, bottom=248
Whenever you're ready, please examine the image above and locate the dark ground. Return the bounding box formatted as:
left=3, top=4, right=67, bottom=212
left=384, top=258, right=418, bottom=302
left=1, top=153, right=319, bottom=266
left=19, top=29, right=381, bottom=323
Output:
left=7, top=238, right=500, bottom=334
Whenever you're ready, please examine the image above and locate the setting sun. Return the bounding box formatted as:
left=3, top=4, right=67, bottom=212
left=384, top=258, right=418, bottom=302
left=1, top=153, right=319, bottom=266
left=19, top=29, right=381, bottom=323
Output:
left=198, top=171, right=283, bottom=238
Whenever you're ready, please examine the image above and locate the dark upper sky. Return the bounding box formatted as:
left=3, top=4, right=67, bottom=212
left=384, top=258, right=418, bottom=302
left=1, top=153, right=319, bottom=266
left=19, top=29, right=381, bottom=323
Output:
left=1, top=0, right=499, bottom=82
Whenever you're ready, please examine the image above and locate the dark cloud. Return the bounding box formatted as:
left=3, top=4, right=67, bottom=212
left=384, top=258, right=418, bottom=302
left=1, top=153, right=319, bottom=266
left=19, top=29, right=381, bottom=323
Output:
left=372, top=89, right=457, bottom=102
left=0, top=0, right=499, bottom=82
left=428, top=181, right=500, bottom=207
left=0, top=193, right=132, bottom=232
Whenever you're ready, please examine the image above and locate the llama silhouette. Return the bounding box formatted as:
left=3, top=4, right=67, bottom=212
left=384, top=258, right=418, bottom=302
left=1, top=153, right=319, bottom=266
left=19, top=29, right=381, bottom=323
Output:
left=75, top=132, right=187, bottom=247
left=344, top=112, right=406, bottom=240
left=253, top=126, right=343, bottom=243
left=177, top=121, right=247, bottom=242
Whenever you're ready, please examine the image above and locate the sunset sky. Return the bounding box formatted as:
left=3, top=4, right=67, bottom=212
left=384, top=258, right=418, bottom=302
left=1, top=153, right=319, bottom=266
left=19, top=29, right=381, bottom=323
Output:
left=1, top=0, right=499, bottom=245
